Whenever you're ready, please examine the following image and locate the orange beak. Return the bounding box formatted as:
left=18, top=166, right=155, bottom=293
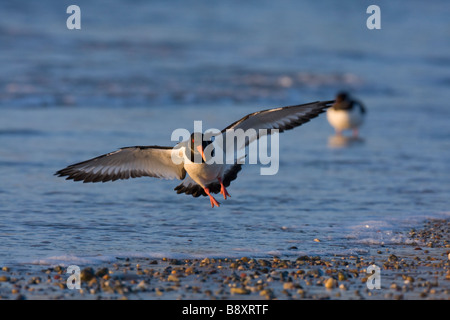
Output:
left=196, top=145, right=206, bottom=162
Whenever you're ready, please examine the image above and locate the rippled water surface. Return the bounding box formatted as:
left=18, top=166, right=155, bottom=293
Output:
left=1, top=0, right=449, bottom=265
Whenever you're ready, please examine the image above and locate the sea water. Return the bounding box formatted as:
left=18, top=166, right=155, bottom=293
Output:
left=0, top=0, right=449, bottom=266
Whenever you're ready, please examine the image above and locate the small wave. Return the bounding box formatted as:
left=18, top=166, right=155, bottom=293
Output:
left=0, top=70, right=363, bottom=108
left=345, top=212, right=450, bottom=246
left=0, top=129, right=44, bottom=136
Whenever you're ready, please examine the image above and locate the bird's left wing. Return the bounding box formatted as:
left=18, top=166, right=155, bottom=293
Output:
left=55, top=146, right=186, bottom=183
left=219, top=100, right=334, bottom=151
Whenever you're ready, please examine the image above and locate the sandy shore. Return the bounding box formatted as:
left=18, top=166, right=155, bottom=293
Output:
left=0, top=219, right=448, bottom=300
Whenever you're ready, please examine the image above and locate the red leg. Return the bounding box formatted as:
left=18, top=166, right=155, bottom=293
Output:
left=204, top=188, right=220, bottom=208
left=218, top=178, right=231, bottom=200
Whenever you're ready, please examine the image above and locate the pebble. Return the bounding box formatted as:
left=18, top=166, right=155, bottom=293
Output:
left=388, top=254, right=399, bottom=262
left=185, top=267, right=195, bottom=274
left=167, top=275, right=180, bottom=282
left=324, top=277, right=337, bottom=289
left=339, top=283, right=347, bottom=290
left=240, top=257, right=250, bottom=263
left=0, top=275, right=10, bottom=282
left=259, top=289, right=275, bottom=299
left=283, top=282, right=296, bottom=290
left=296, top=289, right=305, bottom=298
left=136, top=280, right=147, bottom=290
left=95, top=267, right=109, bottom=277
left=230, top=287, right=250, bottom=295
left=337, top=272, right=347, bottom=281
left=80, top=267, right=96, bottom=282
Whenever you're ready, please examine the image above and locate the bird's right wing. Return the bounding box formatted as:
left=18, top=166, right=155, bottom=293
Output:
left=55, top=146, right=186, bottom=183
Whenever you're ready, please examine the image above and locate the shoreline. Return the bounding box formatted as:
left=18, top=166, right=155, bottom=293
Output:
left=0, top=219, right=448, bottom=300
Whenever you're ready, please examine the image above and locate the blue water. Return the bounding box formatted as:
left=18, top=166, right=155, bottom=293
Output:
left=1, top=0, right=449, bottom=266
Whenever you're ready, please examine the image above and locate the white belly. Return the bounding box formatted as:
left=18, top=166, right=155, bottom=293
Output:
left=327, top=107, right=363, bottom=131
left=184, top=161, right=224, bottom=188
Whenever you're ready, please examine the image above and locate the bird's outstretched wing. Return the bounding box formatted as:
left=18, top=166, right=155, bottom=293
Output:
left=220, top=100, right=334, bottom=150
left=55, top=146, right=186, bottom=183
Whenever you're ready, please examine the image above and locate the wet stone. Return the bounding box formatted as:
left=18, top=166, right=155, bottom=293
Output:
left=80, top=267, right=96, bottom=282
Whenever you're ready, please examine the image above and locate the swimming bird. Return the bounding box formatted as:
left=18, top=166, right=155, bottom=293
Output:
left=326, top=92, right=366, bottom=137
left=55, top=100, right=334, bottom=207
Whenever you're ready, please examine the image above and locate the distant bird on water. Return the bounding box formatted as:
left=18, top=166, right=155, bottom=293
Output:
left=326, top=92, right=366, bottom=138
left=55, top=100, right=334, bottom=208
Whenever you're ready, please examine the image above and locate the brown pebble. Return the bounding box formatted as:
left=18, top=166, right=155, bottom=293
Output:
left=88, top=278, right=97, bottom=287
left=80, top=267, right=95, bottom=282
left=324, top=277, right=337, bottom=289
left=56, top=282, right=65, bottom=289
left=240, top=257, right=250, bottom=263
left=338, top=272, right=347, bottom=281
left=260, top=289, right=275, bottom=299
left=185, top=267, right=195, bottom=275
left=390, top=283, right=399, bottom=290
left=283, top=282, right=295, bottom=290
left=230, top=287, right=250, bottom=295
left=95, top=267, right=109, bottom=277
left=167, top=275, right=180, bottom=282
left=388, top=254, right=398, bottom=262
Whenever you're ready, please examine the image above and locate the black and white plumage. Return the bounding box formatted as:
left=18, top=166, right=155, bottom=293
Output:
left=326, top=92, right=366, bottom=137
left=56, top=146, right=186, bottom=182
left=55, top=100, right=334, bottom=207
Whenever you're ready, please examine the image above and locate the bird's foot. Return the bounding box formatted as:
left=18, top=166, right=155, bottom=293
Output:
left=218, top=178, right=231, bottom=200
left=204, top=188, right=220, bottom=208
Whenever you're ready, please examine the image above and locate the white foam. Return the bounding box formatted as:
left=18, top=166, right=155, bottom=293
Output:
left=345, top=212, right=450, bottom=246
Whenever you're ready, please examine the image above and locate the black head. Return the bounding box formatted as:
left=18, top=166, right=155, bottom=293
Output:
left=336, top=91, right=349, bottom=103
left=188, top=132, right=213, bottom=163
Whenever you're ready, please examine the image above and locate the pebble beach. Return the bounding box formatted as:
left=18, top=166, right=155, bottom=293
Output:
left=1, top=219, right=448, bottom=300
